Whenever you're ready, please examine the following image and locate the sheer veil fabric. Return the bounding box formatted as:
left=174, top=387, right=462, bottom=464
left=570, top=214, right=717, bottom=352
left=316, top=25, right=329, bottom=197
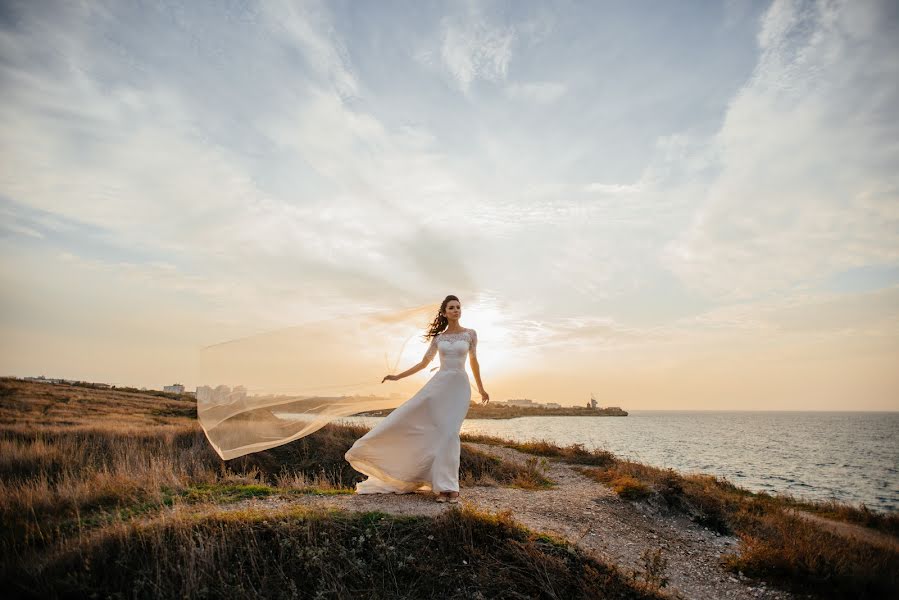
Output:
left=196, top=305, right=477, bottom=462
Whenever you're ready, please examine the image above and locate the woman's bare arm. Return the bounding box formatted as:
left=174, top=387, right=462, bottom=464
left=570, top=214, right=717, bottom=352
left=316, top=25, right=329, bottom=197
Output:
left=470, top=357, right=485, bottom=392
left=384, top=335, right=439, bottom=382
left=469, top=329, right=488, bottom=402
left=394, top=361, right=427, bottom=380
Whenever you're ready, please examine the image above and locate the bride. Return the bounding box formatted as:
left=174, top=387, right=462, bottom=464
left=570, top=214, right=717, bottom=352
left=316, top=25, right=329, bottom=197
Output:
left=344, top=295, right=490, bottom=503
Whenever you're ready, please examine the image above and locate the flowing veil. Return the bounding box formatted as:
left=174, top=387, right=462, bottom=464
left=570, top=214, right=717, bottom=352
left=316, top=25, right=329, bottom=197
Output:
left=196, top=304, right=457, bottom=460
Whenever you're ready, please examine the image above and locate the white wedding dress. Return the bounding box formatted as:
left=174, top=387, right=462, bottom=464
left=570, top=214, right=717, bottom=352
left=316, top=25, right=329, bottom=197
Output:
left=344, top=328, right=478, bottom=494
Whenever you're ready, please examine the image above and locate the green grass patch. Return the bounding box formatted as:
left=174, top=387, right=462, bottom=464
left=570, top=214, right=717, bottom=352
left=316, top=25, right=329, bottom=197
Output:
left=180, top=483, right=276, bottom=503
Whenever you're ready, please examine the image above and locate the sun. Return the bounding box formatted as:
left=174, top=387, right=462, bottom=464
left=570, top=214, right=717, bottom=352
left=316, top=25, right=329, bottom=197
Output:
left=460, top=301, right=516, bottom=376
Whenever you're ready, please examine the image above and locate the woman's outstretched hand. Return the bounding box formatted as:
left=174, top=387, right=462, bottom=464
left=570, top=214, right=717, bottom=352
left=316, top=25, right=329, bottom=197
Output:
left=479, top=390, right=490, bottom=404
left=382, top=374, right=398, bottom=383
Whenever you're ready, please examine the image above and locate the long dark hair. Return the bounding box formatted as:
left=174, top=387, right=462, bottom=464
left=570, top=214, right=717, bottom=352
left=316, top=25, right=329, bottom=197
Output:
left=423, top=295, right=460, bottom=341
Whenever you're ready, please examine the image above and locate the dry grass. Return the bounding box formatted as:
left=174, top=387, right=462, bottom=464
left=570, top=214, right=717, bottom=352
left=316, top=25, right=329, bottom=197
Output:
left=0, top=377, right=196, bottom=430
left=720, top=506, right=898, bottom=599
left=786, top=496, right=899, bottom=537
left=460, top=433, right=617, bottom=467
left=0, top=377, right=555, bottom=587
left=9, top=503, right=668, bottom=600
left=461, top=447, right=554, bottom=490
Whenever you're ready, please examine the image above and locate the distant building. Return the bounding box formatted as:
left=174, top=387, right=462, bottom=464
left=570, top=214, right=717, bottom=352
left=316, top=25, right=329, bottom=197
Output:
left=24, top=376, right=67, bottom=384
left=232, top=386, right=247, bottom=402
left=164, top=384, right=185, bottom=394
left=544, top=403, right=561, bottom=409
left=590, top=393, right=598, bottom=409
left=507, top=398, right=535, bottom=407
left=195, top=385, right=248, bottom=404
left=213, top=384, right=231, bottom=403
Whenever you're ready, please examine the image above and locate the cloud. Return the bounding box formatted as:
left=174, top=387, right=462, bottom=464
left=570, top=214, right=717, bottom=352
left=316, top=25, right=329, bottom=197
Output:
left=583, top=182, right=643, bottom=195
left=0, top=1, right=480, bottom=321
left=661, top=0, right=899, bottom=300
left=56, top=251, right=231, bottom=297
left=260, top=0, right=359, bottom=98
left=505, top=81, right=567, bottom=104
left=516, top=284, right=899, bottom=374
left=440, top=15, right=515, bottom=93
left=0, top=202, right=45, bottom=239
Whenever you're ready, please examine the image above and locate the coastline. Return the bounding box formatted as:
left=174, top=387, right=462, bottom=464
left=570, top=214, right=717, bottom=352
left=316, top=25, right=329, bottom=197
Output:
left=359, top=404, right=630, bottom=418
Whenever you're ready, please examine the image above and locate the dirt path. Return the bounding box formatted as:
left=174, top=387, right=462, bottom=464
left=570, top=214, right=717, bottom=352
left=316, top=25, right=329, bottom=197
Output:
left=783, top=507, right=899, bottom=552
left=459, top=444, right=805, bottom=600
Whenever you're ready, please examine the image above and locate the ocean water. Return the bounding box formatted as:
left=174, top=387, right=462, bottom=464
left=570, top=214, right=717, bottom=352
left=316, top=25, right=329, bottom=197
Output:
left=337, top=410, right=899, bottom=513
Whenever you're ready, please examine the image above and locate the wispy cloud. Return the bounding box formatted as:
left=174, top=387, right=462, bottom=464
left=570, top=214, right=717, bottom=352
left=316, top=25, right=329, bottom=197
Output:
left=583, top=182, right=643, bottom=194
left=505, top=81, right=567, bottom=103
left=440, top=14, right=515, bottom=93
left=661, top=0, right=899, bottom=300
left=261, top=0, right=360, bottom=98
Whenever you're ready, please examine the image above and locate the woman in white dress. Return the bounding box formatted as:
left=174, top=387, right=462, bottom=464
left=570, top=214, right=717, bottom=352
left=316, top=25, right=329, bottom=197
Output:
left=344, top=295, right=490, bottom=503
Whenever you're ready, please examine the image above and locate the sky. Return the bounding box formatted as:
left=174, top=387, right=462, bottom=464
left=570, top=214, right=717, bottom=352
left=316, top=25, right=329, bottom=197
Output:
left=1, top=0, right=897, bottom=410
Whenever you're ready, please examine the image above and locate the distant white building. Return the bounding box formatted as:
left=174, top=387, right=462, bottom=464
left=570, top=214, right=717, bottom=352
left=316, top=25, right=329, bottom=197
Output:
left=213, top=384, right=231, bottom=403
left=507, top=398, right=535, bottom=407
left=195, top=384, right=248, bottom=404
left=164, top=384, right=185, bottom=394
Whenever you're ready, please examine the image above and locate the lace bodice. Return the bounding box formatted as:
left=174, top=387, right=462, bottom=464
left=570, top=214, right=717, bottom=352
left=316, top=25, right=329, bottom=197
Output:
left=422, top=328, right=477, bottom=369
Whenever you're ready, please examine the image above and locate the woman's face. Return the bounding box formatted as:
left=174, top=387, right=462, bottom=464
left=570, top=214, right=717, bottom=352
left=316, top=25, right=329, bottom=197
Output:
left=445, top=301, right=461, bottom=321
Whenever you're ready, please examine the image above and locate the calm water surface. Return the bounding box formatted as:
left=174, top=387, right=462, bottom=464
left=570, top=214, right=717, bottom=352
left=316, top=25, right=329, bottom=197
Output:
left=338, top=411, right=899, bottom=513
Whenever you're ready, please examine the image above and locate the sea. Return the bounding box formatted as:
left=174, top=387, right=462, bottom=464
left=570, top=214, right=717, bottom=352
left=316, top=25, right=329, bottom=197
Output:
left=337, top=410, right=899, bottom=513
